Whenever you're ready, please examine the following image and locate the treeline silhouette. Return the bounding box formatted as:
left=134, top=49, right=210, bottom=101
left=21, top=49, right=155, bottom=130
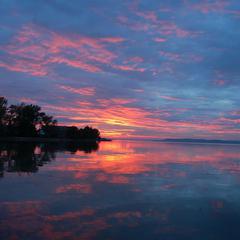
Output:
left=0, top=141, right=99, bottom=177
left=0, top=97, right=100, bottom=139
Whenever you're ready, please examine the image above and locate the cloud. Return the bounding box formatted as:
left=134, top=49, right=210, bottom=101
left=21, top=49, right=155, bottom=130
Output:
left=0, top=0, right=240, bottom=139
left=42, top=96, right=240, bottom=139
left=188, top=0, right=229, bottom=14
left=154, top=37, right=167, bottom=42
left=0, top=23, right=150, bottom=78
left=58, top=85, right=95, bottom=96
left=0, top=24, right=130, bottom=76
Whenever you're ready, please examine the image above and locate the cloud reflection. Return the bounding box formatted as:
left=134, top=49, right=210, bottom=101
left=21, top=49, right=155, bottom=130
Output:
left=1, top=141, right=240, bottom=239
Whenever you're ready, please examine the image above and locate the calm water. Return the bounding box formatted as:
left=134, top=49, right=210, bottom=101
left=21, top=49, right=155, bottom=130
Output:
left=1, top=140, right=240, bottom=240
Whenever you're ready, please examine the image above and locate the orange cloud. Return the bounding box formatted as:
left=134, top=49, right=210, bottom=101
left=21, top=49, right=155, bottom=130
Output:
left=43, top=96, right=240, bottom=139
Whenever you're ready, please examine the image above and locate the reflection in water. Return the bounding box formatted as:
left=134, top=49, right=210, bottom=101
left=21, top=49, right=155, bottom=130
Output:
left=1, top=141, right=240, bottom=239
left=0, top=141, right=99, bottom=177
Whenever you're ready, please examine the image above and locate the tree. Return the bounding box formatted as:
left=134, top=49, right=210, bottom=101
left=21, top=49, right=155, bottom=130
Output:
left=0, top=97, right=8, bottom=136
left=8, top=103, right=40, bottom=136
left=8, top=103, right=57, bottom=137
left=0, top=97, right=7, bottom=125
left=66, top=126, right=79, bottom=139
left=0, top=97, right=101, bottom=140
left=79, top=126, right=100, bottom=139
left=39, top=112, right=58, bottom=137
left=40, top=113, right=57, bottom=127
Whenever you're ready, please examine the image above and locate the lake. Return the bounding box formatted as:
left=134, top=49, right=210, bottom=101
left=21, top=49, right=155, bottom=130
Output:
left=1, top=140, right=240, bottom=239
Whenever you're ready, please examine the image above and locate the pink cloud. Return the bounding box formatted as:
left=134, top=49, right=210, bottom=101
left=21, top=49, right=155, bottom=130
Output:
left=126, top=57, right=144, bottom=63
left=157, top=21, right=201, bottom=38
left=135, top=10, right=158, bottom=22
left=230, top=111, right=240, bottom=116
left=113, top=64, right=145, bottom=72
left=113, top=56, right=145, bottom=72
left=42, top=97, right=240, bottom=139
left=189, top=0, right=229, bottom=14
left=158, top=51, right=203, bottom=64
left=19, top=97, right=38, bottom=104
left=187, top=0, right=240, bottom=17
left=56, top=184, right=92, bottom=194
left=100, top=37, right=125, bottom=43
left=98, top=98, right=136, bottom=105
left=154, top=37, right=167, bottom=43
left=117, top=15, right=129, bottom=24
left=160, top=96, right=181, bottom=101
left=0, top=24, right=142, bottom=76
left=0, top=60, right=48, bottom=76
left=214, top=71, right=229, bottom=86
left=218, top=117, right=240, bottom=124
left=58, top=85, right=95, bottom=96
left=215, top=79, right=226, bottom=86
left=159, top=51, right=181, bottom=61
left=125, top=5, right=201, bottom=39
left=45, top=208, right=95, bottom=221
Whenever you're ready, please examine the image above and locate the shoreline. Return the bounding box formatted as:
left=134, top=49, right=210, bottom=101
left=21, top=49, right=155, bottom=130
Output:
left=0, top=137, right=112, bottom=143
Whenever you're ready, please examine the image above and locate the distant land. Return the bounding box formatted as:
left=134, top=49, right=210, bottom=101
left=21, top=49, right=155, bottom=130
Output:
left=153, top=138, right=240, bottom=145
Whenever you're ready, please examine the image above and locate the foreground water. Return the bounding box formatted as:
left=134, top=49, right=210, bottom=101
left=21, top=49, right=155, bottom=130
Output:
left=1, top=140, right=240, bottom=239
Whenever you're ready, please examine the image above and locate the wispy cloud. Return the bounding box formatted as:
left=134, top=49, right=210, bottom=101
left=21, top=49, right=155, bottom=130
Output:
left=58, top=85, right=95, bottom=96
left=0, top=0, right=240, bottom=139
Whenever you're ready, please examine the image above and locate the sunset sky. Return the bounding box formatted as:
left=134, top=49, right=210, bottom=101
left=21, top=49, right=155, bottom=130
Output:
left=0, top=0, right=240, bottom=139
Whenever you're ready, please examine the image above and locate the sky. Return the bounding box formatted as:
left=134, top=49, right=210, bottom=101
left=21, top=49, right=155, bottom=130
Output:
left=0, top=0, right=240, bottom=140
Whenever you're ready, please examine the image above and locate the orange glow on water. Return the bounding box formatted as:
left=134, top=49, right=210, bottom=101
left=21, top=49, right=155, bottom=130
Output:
left=2, top=141, right=240, bottom=239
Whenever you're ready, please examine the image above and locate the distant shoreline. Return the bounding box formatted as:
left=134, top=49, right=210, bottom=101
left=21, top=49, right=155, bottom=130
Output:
left=152, top=139, right=240, bottom=145
left=1, top=137, right=239, bottom=145
left=114, top=138, right=240, bottom=145
left=0, top=137, right=112, bottom=143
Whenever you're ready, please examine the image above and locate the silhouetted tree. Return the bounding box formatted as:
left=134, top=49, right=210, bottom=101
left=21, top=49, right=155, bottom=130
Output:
left=0, top=97, right=101, bottom=140
left=0, top=97, right=8, bottom=136
left=7, top=103, right=56, bottom=137
left=39, top=113, right=58, bottom=137
left=79, top=126, right=100, bottom=139
left=41, top=125, right=59, bottom=138
left=8, top=104, right=38, bottom=136
left=0, top=97, right=7, bottom=124
left=66, top=126, right=79, bottom=139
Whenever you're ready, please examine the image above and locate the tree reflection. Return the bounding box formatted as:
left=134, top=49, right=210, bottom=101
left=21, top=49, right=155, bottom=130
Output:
left=0, top=141, right=99, bottom=177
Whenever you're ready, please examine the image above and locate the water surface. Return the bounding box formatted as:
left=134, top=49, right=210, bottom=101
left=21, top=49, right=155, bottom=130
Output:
left=1, top=140, right=240, bottom=239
